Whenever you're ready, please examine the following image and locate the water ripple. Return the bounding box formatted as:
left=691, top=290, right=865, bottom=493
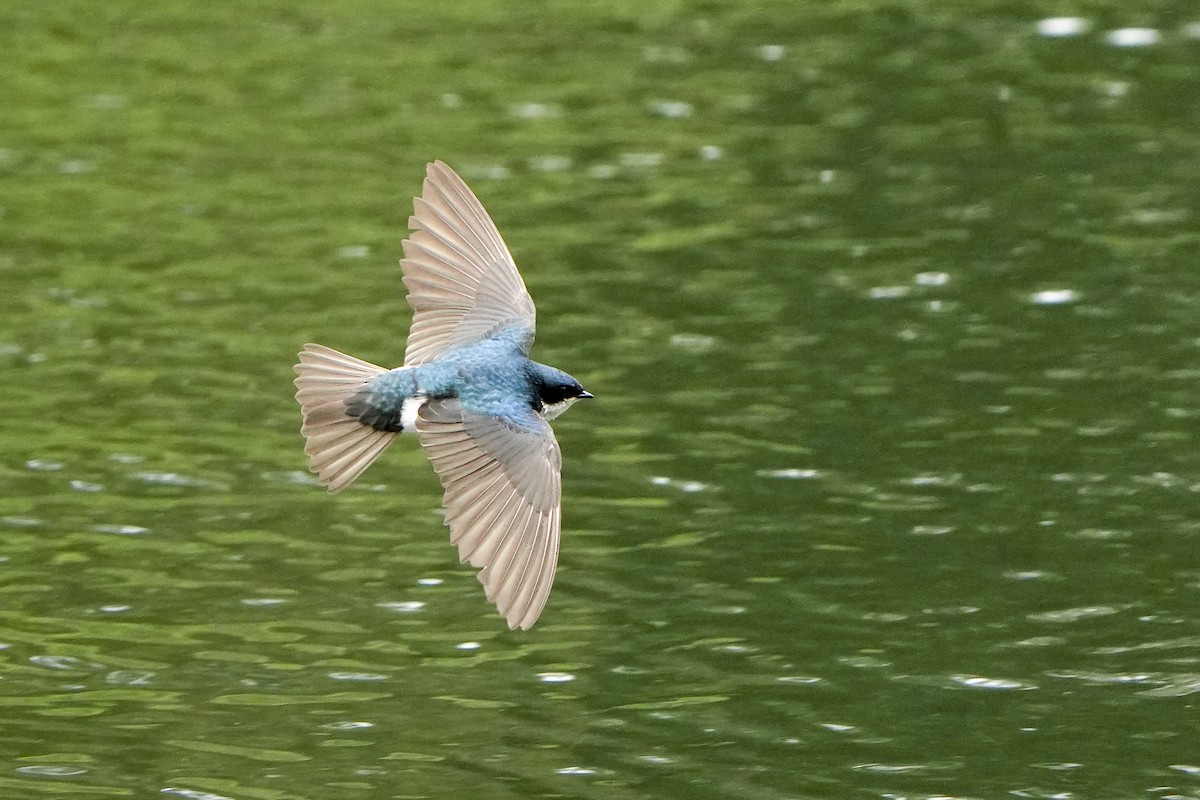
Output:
left=1027, top=606, right=1123, bottom=623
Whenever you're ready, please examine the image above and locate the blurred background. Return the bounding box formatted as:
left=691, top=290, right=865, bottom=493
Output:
left=2, top=2, right=1200, bottom=798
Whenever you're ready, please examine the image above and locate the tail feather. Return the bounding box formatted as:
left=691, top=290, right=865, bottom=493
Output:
left=294, top=344, right=398, bottom=493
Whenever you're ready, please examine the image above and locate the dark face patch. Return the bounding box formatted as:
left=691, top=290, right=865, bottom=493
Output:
left=538, top=380, right=587, bottom=407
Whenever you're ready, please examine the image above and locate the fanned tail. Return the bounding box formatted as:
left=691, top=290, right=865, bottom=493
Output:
left=293, top=344, right=397, bottom=493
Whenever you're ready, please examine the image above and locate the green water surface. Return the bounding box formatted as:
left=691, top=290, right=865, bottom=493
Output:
left=2, top=2, right=1200, bottom=798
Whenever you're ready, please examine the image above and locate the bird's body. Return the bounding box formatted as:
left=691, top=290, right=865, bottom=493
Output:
left=354, top=332, right=581, bottom=430
left=293, top=161, right=590, bottom=630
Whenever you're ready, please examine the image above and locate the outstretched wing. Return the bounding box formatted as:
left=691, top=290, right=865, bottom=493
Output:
left=400, top=161, right=537, bottom=365
left=416, top=399, right=561, bottom=630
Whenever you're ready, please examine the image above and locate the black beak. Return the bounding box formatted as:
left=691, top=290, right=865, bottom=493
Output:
left=578, top=390, right=594, bottom=399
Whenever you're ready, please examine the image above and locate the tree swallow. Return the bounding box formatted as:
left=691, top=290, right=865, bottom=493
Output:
left=293, top=161, right=592, bottom=630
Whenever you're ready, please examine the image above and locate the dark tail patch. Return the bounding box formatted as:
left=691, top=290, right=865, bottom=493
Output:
left=346, top=389, right=405, bottom=432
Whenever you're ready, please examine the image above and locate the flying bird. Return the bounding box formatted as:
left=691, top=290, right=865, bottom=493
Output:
left=293, top=161, right=591, bottom=630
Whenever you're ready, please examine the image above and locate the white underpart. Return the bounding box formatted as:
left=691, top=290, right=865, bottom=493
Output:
left=401, top=395, right=427, bottom=433
left=542, top=396, right=580, bottom=421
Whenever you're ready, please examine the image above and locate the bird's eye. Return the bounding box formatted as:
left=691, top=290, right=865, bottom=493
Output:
left=539, top=383, right=571, bottom=405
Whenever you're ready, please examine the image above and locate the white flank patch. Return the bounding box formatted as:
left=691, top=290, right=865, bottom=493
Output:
left=401, top=395, right=426, bottom=433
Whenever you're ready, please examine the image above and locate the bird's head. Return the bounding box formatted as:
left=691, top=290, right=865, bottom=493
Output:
left=533, top=366, right=593, bottom=420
